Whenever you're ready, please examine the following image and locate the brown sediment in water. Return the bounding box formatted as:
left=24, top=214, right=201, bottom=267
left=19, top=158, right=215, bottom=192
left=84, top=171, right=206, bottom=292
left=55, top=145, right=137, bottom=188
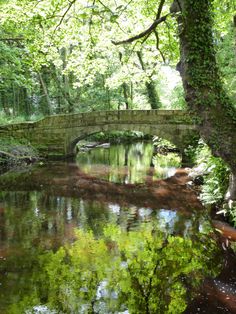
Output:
left=0, top=164, right=202, bottom=212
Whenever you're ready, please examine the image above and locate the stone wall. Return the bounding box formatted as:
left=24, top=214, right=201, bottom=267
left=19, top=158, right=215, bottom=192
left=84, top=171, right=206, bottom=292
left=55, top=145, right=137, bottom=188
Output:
left=0, top=110, right=198, bottom=158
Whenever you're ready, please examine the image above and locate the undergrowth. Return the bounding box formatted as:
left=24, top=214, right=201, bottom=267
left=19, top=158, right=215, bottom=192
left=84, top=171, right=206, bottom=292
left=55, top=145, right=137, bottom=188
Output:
left=0, top=111, right=43, bottom=125
left=186, top=140, right=236, bottom=226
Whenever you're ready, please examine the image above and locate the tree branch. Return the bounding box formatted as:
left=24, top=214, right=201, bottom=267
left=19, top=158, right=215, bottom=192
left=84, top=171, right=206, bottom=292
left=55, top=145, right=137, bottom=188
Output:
left=141, top=32, right=152, bottom=45
left=154, top=29, right=166, bottom=63
left=112, top=14, right=169, bottom=45
left=96, top=0, right=113, bottom=14
left=89, top=0, right=96, bottom=44
left=118, top=0, right=134, bottom=17
left=54, top=0, right=77, bottom=32
left=156, top=0, right=166, bottom=19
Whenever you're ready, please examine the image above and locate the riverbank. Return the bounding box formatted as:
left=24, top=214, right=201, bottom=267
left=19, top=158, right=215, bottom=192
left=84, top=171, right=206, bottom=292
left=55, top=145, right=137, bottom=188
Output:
left=0, top=138, right=39, bottom=169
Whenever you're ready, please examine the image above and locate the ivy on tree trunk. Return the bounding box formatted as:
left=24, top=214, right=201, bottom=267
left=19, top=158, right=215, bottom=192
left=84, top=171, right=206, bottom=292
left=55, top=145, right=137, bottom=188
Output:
left=172, top=0, right=236, bottom=200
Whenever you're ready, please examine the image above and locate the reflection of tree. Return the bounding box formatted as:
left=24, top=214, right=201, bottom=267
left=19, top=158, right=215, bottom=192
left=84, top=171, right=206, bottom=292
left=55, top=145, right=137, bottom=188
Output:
left=8, top=223, right=222, bottom=314
left=76, top=142, right=181, bottom=184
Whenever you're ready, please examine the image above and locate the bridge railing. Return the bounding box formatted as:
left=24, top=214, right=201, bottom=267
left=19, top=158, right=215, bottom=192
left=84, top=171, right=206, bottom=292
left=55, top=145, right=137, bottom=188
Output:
left=33, top=110, right=194, bottom=129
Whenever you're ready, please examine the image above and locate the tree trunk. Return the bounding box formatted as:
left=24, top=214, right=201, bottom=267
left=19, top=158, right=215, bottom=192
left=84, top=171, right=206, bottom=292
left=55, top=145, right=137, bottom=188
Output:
left=137, top=51, right=161, bottom=109
left=38, top=71, right=51, bottom=116
left=0, top=91, right=10, bottom=116
left=145, top=81, right=161, bottom=109
left=52, top=65, right=75, bottom=114
left=61, top=47, right=74, bottom=113
left=119, top=52, right=131, bottom=109
left=19, top=87, right=30, bottom=118
left=171, top=0, right=236, bottom=200
left=106, top=86, right=111, bottom=110
left=122, top=82, right=130, bottom=109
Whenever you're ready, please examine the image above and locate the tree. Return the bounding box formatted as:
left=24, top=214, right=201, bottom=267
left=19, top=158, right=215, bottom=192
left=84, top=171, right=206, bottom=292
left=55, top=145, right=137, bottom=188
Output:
left=170, top=0, right=236, bottom=200
left=137, top=50, right=162, bottom=109
left=112, top=0, right=236, bottom=200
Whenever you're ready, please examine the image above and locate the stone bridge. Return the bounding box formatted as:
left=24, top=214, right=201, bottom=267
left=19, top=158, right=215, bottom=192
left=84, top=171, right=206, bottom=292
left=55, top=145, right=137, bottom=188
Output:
left=0, top=110, right=198, bottom=158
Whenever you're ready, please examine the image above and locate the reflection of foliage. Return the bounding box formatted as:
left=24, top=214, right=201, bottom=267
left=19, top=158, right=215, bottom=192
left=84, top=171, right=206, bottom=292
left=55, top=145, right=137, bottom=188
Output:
left=153, top=153, right=181, bottom=168
left=11, top=223, right=222, bottom=314
left=104, top=224, right=221, bottom=313
left=77, top=142, right=156, bottom=184
left=77, top=141, right=181, bottom=184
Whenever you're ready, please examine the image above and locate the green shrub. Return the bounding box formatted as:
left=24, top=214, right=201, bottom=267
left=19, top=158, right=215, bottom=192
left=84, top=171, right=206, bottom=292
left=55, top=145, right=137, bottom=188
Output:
left=187, top=140, right=236, bottom=224
left=199, top=155, right=229, bottom=205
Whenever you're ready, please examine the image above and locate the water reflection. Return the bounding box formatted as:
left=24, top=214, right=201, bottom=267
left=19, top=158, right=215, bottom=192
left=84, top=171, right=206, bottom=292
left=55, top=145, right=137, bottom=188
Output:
left=0, top=142, right=228, bottom=313
left=0, top=190, right=222, bottom=313
left=76, top=142, right=181, bottom=184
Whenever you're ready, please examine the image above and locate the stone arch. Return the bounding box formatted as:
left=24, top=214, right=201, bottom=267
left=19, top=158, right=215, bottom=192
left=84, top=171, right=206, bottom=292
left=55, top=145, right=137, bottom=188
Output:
left=66, top=123, right=196, bottom=156
left=0, top=110, right=198, bottom=158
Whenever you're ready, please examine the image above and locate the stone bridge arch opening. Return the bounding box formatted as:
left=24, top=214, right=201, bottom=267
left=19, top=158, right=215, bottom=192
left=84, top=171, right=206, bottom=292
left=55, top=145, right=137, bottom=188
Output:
left=67, top=124, right=188, bottom=157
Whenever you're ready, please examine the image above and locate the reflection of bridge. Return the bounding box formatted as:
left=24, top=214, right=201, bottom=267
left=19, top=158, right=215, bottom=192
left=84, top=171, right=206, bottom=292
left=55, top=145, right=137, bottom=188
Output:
left=0, top=110, right=198, bottom=158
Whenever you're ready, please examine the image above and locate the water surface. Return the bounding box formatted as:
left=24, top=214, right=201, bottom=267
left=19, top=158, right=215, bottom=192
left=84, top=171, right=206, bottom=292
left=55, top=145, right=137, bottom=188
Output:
left=76, top=142, right=180, bottom=184
left=0, top=142, right=235, bottom=313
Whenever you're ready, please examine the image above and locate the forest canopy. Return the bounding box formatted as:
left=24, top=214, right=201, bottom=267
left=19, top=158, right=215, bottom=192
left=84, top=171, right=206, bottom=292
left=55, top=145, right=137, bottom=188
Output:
left=0, top=0, right=235, bottom=119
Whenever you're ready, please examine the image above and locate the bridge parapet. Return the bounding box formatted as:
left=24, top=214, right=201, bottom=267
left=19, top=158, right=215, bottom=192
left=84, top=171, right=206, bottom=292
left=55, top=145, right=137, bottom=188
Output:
left=32, top=110, right=193, bottom=128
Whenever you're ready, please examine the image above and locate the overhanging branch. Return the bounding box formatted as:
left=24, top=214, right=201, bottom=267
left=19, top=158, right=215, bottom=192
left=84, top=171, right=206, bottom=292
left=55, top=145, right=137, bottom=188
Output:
left=112, top=14, right=169, bottom=45
left=156, top=0, right=166, bottom=19
left=154, top=29, right=166, bottom=63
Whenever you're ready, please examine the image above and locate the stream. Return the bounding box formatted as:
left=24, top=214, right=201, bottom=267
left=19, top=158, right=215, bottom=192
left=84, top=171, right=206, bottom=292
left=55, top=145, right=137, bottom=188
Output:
left=0, top=141, right=235, bottom=313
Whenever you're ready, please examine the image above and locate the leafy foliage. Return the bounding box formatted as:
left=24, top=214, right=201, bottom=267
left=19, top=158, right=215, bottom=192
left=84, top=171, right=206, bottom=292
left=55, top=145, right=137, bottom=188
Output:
left=216, top=26, right=236, bottom=102
left=0, top=0, right=234, bottom=119
left=188, top=141, right=229, bottom=205
left=194, top=145, right=236, bottom=226
left=0, top=0, right=181, bottom=118
left=186, top=140, right=236, bottom=226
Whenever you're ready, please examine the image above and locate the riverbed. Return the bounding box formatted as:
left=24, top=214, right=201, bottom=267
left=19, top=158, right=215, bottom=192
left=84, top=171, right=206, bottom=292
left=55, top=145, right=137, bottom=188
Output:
left=0, top=142, right=235, bottom=313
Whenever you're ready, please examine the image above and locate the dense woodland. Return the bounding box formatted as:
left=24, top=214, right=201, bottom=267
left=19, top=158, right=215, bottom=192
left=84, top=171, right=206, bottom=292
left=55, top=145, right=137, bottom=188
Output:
left=0, top=0, right=234, bottom=117
left=0, top=0, right=185, bottom=117
left=0, top=1, right=236, bottom=210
